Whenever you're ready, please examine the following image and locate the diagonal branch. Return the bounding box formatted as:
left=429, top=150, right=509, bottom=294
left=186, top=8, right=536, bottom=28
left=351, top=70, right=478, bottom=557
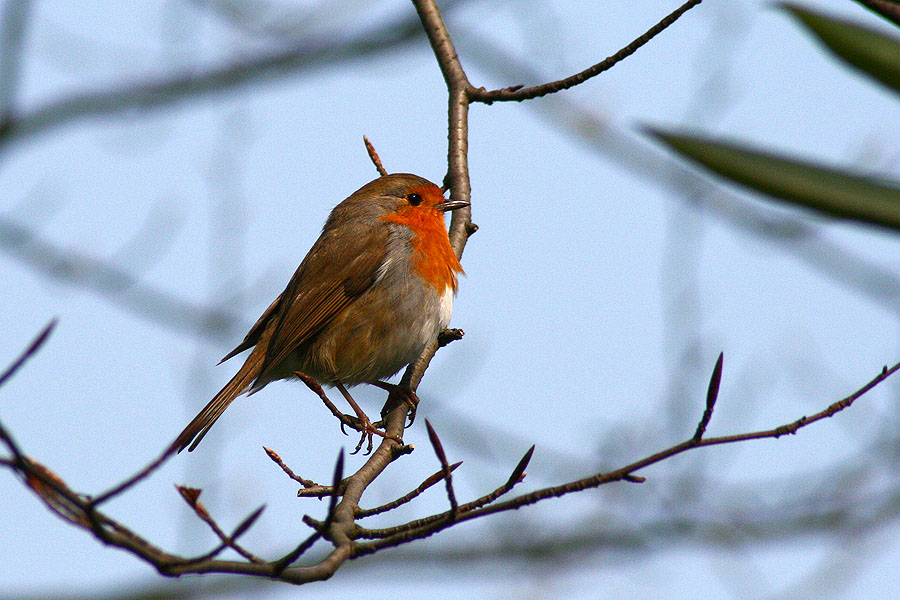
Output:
left=355, top=358, right=900, bottom=551
left=356, top=461, right=462, bottom=518
left=0, top=318, right=56, bottom=390
left=176, top=486, right=265, bottom=563
left=425, top=420, right=458, bottom=515
left=469, top=0, right=704, bottom=103
left=0, top=5, right=462, bottom=150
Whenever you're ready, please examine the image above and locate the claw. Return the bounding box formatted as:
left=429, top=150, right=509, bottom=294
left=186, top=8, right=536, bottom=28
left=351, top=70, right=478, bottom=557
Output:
left=370, top=381, right=419, bottom=427
left=335, top=382, right=398, bottom=454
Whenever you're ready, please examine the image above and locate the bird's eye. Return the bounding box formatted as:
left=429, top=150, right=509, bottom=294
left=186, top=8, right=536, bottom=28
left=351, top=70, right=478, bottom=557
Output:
left=406, top=193, right=422, bottom=206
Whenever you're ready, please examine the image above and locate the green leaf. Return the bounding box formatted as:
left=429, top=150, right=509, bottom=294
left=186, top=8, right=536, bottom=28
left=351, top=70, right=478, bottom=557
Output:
left=650, top=129, right=900, bottom=232
left=851, top=0, right=900, bottom=29
left=783, top=3, right=900, bottom=95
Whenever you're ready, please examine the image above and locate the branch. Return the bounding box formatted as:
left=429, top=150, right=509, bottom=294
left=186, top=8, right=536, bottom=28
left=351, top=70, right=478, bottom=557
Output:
left=457, top=28, right=900, bottom=315
left=469, top=0, right=704, bottom=103
left=2, top=316, right=897, bottom=582
left=363, top=136, right=389, bottom=176
left=356, top=461, right=463, bottom=518
left=425, top=420, right=458, bottom=515
left=353, top=358, right=900, bottom=552
left=176, top=486, right=265, bottom=563
left=264, top=446, right=319, bottom=488
left=0, top=0, right=31, bottom=126
left=0, top=217, right=241, bottom=343
left=0, top=318, right=56, bottom=389
left=0, top=6, right=454, bottom=150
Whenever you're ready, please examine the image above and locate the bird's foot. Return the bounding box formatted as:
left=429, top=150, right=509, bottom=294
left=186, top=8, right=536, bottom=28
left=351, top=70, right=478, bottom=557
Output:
left=335, top=382, right=399, bottom=455
left=296, top=372, right=397, bottom=454
left=371, top=382, right=419, bottom=427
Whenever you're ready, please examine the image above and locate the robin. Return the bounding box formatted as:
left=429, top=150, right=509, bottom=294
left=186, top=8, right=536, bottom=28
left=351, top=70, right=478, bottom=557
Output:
left=170, top=173, right=467, bottom=454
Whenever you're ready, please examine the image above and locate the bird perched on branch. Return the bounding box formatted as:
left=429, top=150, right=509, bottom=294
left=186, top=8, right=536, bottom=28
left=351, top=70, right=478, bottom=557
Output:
left=170, top=173, right=467, bottom=454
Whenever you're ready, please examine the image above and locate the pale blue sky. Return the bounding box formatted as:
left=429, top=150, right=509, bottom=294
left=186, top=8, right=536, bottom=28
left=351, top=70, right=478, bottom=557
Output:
left=2, top=1, right=900, bottom=598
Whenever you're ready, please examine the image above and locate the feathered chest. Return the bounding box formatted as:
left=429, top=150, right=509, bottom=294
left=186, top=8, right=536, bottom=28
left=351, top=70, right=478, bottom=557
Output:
left=380, top=210, right=463, bottom=294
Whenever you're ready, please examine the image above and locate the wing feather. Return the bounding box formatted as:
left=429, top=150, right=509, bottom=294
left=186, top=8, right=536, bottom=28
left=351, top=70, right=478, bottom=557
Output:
left=253, top=222, right=390, bottom=384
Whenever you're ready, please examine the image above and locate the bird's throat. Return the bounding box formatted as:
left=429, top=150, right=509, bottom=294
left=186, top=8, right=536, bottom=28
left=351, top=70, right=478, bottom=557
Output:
left=382, top=210, right=463, bottom=293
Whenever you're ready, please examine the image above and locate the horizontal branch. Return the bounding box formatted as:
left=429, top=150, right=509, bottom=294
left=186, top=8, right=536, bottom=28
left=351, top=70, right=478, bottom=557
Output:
left=0, top=6, right=447, bottom=149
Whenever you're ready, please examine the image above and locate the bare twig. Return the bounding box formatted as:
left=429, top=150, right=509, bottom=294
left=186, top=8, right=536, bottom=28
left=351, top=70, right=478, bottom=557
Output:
left=176, top=486, right=265, bottom=563
left=425, top=420, right=458, bottom=515
left=356, top=461, right=462, bottom=518
left=363, top=136, right=388, bottom=176
left=355, top=359, right=900, bottom=551
left=357, top=445, right=533, bottom=540
left=272, top=451, right=344, bottom=574
left=469, top=0, right=704, bottom=103
left=0, top=318, right=56, bottom=389
left=264, top=446, right=320, bottom=488
left=90, top=445, right=176, bottom=507
left=693, top=352, right=723, bottom=442
left=2, top=342, right=896, bottom=581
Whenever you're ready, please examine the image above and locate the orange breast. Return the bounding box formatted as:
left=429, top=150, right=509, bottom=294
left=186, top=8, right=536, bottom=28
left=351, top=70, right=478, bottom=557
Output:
left=381, top=189, right=463, bottom=293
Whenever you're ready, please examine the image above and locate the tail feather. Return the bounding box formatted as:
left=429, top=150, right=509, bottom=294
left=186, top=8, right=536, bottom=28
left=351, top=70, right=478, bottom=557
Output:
left=169, top=357, right=261, bottom=454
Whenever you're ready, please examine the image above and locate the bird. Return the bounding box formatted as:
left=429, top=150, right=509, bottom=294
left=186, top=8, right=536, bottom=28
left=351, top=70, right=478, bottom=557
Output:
left=169, top=173, right=467, bottom=454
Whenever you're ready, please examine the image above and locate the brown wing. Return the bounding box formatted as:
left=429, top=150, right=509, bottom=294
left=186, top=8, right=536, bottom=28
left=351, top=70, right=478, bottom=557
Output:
left=171, top=218, right=389, bottom=453
left=220, top=293, right=283, bottom=363
left=252, top=221, right=390, bottom=387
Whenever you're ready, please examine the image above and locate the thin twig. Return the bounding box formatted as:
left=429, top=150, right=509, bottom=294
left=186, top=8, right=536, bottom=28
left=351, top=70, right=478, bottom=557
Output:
left=359, top=360, right=900, bottom=549
left=693, top=352, right=723, bottom=442
left=469, top=0, right=704, bottom=103
left=272, top=451, right=344, bottom=574
left=90, top=445, right=177, bottom=506
left=264, top=446, right=319, bottom=488
left=356, top=461, right=462, bottom=518
left=176, top=486, right=265, bottom=563
left=363, top=136, right=388, bottom=176
left=3, top=352, right=897, bottom=579
left=425, top=420, right=457, bottom=515
left=357, top=446, right=534, bottom=539
left=0, top=318, right=56, bottom=389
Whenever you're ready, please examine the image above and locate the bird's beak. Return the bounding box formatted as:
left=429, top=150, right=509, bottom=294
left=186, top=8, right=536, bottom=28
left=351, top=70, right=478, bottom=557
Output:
left=435, top=199, right=470, bottom=212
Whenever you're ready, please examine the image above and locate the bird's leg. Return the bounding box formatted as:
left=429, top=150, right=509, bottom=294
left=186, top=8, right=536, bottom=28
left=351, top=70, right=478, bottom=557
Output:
left=295, top=372, right=390, bottom=451
left=334, top=381, right=397, bottom=454
left=294, top=372, right=362, bottom=436
left=370, top=381, right=419, bottom=427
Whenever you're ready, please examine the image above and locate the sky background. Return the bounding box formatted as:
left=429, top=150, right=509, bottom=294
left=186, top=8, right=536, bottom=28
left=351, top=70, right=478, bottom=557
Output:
left=2, top=0, right=900, bottom=598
